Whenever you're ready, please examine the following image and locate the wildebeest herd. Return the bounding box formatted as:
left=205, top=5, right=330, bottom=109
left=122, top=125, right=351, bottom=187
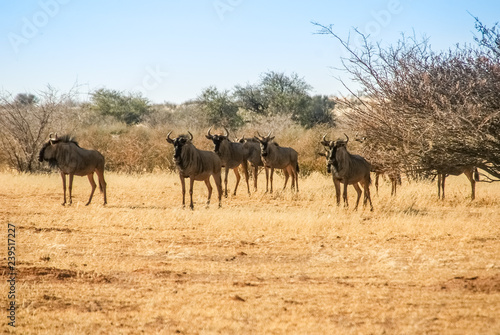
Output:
left=38, top=130, right=479, bottom=209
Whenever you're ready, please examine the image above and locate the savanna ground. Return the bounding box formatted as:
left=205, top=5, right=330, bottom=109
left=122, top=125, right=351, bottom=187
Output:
left=1, top=170, right=499, bottom=334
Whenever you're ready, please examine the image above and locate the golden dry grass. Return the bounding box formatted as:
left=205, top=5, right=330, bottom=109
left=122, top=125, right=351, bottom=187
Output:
left=1, top=171, right=499, bottom=334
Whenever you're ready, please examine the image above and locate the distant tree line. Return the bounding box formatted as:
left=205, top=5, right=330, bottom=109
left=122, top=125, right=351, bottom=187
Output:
left=198, top=71, right=336, bottom=129
left=79, top=71, right=337, bottom=130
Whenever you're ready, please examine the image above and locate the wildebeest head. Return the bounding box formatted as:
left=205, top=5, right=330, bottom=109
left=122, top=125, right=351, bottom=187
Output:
left=320, top=134, right=348, bottom=174
left=38, top=133, right=76, bottom=168
left=205, top=127, right=229, bottom=154
left=255, top=132, right=275, bottom=157
left=167, top=131, right=193, bottom=163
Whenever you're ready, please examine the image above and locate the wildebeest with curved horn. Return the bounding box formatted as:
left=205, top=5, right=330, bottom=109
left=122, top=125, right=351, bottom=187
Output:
left=167, top=131, right=223, bottom=209
left=437, top=166, right=479, bottom=200
left=206, top=127, right=250, bottom=197
left=236, top=136, right=279, bottom=192
left=320, top=134, right=373, bottom=211
left=38, top=133, right=107, bottom=206
left=255, top=132, right=299, bottom=193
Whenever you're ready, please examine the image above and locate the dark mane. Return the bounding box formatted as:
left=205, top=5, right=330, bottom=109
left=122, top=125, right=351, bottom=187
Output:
left=55, top=134, right=80, bottom=146
left=38, top=134, right=80, bottom=165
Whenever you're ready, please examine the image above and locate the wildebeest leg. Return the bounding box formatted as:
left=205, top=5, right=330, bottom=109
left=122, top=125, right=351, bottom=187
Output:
left=224, top=167, right=230, bottom=198
left=294, top=166, right=299, bottom=192
left=333, top=177, right=341, bottom=206
left=282, top=167, right=290, bottom=190
left=463, top=169, right=475, bottom=200
left=264, top=167, right=270, bottom=193
left=353, top=183, right=362, bottom=210
left=96, top=168, right=107, bottom=205
left=437, top=174, right=441, bottom=199
left=60, top=172, right=67, bottom=206
left=390, top=175, right=396, bottom=196
left=214, top=172, right=223, bottom=208
left=437, top=173, right=448, bottom=199
left=342, top=182, right=349, bottom=207
left=189, top=177, right=195, bottom=210
left=269, top=168, right=274, bottom=193
left=86, top=173, right=97, bottom=206
left=241, top=161, right=250, bottom=195
left=180, top=174, right=186, bottom=208
left=252, top=165, right=258, bottom=192
left=68, top=173, right=74, bottom=205
left=290, top=166, right=298, bottom=192
left=363, top=181, right=374, bottom=211
left=204, top=178, right=213, bottom=207
left=232, top=167, right=241, bottom=196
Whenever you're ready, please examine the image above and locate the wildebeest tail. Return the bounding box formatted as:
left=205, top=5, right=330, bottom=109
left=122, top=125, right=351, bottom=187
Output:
left=296, top=162, right=300, bottom=174
left=474, top=167, right=480, bottom=181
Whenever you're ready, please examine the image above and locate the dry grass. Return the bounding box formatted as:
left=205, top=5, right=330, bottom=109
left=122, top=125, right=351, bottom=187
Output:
left=1, top=171, right=499, bottom=334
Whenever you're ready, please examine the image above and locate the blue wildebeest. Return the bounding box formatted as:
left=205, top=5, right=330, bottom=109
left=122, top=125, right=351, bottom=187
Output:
left=38, top=133, right=107, bottom=206
left=353, top=134, right=401, bottom=196
left=320, top=134, right=373, bottom=211
left=167, top=131, right=222, bottom=209
left=437, top=166, right=479, bottom=200
left=255, top=132, right=299, bottom=193
left=206, top=127, right=250, bottom=197
left=373, top=168, right=402, bottom=196
left=236, top=136, right=264, bottom=192
left=236, top=136, right=289, bottom=192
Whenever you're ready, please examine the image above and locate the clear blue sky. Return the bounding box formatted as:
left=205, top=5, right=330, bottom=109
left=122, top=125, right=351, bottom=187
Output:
left=1, top=0, right=498, bottom=104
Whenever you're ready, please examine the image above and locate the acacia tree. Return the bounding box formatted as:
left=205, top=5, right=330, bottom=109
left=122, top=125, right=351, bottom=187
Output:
left=90, top=88, right=152, bottom=125
left=233, top=71, right=335, bottom=127
left=197, top=86, right=242, bottom=128
left=313, top=21, right=500, bottom=180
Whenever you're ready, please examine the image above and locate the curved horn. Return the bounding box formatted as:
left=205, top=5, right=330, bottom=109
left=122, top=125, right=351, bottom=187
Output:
left=321, top=134, right=329, bottom=145
left=344, top=133, right=349, bottom=144
left=267, top=131, right=272, bottom=138
left=166, top=131, right=174, bottom=143
left=188, top=131, right=193, bottom=140
left=207, top=126, right=213, bottom=138
left=223, top=126, right=229, bottom=137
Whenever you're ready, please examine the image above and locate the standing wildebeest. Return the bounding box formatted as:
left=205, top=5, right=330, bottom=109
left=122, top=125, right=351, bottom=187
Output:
left=320, top=134, right=373, bottom=211
left=166, top=131, right=222, bottom=209
left=38, top=133, right=107, bottom=206
left=206, top=127, right=250, bottom=197
left=437, top=166, right=479, bottom=200
left=255, top=132, right=299, bottom=193
left=374, top=169, right=402, bottom=196
left=353, top=134, right=401, bottom=196
left=237, top=136, right=264, bottom=192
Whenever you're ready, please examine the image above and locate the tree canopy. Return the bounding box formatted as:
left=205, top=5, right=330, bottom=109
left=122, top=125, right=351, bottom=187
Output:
left=314, top=20, right=500, bottom=180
